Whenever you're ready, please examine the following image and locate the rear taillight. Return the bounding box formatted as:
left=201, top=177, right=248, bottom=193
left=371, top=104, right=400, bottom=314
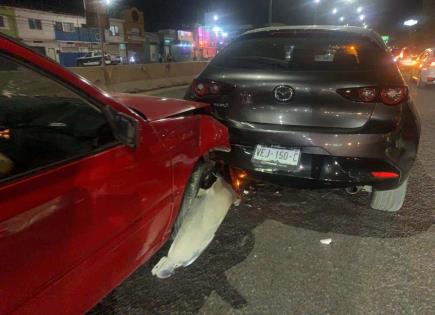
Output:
left=191, top=79, right=234, bottom=98
left=337, top=86, right=408, bottom=106
left=380, top=87, right=408, bottom=106
left=209, top=82, right=221, bottom=95
left=371, top=171, right=399, bottom=180
left=357, top=88, right=377, bottom=102
left=192, top=80, right=209, bottom=97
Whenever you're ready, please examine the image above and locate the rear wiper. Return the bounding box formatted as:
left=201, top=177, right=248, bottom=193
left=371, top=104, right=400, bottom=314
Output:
left=230, top=56, right=289, bottom=68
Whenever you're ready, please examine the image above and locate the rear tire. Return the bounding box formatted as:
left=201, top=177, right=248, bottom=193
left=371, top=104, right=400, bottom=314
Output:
left=370, top=179, right=408, bottom=212
left=171, top=162, right=216, bottom=239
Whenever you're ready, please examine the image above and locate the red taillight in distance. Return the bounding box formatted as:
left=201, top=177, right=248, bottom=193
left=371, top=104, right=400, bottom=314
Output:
left=337, top=86, right=408, bottom=106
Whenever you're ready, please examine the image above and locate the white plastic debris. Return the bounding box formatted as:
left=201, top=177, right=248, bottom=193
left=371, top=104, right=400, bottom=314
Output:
left=152, top=176, right=237, bottom=279
left=320, top=238, right=333, bottom=245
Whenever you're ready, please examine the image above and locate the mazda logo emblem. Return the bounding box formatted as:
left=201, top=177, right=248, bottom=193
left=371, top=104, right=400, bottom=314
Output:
left=273, top=85, right=294, bottom=102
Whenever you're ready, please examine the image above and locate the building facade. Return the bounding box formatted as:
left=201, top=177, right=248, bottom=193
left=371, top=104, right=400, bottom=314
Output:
left=0, top=6, right=18, bottom=38
left=121, top=7, right=146, bottom=64
left=194, top=25, right=224, bottom=60
left=174, top=30, right=194, bottom=61
left=158, top=29, right=195, bottom=62
left=55, top=22, right=100, bottom=67
left=144, top=32, right=160, bottom=63
left=0, top=5, right=159, bottom=66
left=105, top=18, right=127, bottom=63
left=14, top=7, right=87, bottom=62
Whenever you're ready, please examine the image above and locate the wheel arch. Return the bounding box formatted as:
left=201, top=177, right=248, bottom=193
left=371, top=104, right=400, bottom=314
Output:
left=152, top=114, right=229, bottom=239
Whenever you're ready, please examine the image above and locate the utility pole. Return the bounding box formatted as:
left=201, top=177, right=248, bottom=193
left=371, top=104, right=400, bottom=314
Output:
left=268, top=0, right=273, bottom=25
left=96, top=5, right=106, bottom=71
left=83, top=0, right=109, bottom=85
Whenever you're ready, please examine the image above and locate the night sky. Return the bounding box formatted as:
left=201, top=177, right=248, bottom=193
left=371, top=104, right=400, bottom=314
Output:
left=1, top=0, right=424, bottom=33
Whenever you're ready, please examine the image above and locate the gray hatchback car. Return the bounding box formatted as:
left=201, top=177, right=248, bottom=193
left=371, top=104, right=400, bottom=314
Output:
left=186, top=26, right=420, bottom=212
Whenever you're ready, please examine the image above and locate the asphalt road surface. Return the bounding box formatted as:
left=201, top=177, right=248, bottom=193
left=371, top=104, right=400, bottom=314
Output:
left=90, top=84, right=435, bottom=315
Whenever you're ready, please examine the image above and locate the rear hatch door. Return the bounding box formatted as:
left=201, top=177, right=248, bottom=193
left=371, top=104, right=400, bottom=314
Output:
left=202, top=30, right=401, bottom=130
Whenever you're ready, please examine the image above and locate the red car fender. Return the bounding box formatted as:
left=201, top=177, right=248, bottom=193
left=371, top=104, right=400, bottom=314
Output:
left=150, top=115, right=229, bottom=236
left=197, top=115, right=231, bottom=156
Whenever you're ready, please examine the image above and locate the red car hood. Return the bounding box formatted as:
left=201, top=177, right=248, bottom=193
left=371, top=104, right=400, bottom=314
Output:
left=111, top=93, right=209, bottom=121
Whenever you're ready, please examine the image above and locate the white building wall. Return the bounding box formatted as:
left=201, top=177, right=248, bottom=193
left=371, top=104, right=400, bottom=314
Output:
left=13, top=8, right=86, bottom=62
left=14, top=8, right=85, bottom=41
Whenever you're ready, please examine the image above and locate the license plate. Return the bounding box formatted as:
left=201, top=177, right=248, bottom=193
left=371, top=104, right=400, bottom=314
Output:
left=252, top=145, right=301, bottom=167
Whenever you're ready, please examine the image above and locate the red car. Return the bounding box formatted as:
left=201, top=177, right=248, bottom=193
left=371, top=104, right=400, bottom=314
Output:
left=0, top=34, right=229, bottom=314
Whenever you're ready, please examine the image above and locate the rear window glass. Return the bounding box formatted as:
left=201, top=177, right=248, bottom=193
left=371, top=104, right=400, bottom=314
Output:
left=212, top=32, right=391, bottom=71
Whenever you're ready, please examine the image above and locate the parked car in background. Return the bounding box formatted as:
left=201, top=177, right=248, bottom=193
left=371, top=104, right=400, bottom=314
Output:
left=395, top=46, right=420, bottom=71
left=186, top=26, right=421, bottom=212
left=76, top=51, right=121, bottom=66
left=0, top=34, right=229, bottom=315
left=110, top=54, right=123, bottom=65
left=410, top=48, right=435, bottom=88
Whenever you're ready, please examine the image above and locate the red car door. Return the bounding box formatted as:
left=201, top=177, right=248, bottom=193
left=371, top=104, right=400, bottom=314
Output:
left=0, top=52, right=173, bottom=314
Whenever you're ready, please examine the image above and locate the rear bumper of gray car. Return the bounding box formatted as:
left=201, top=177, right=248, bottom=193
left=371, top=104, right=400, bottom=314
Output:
left=215, top=117, right=419, bottom=190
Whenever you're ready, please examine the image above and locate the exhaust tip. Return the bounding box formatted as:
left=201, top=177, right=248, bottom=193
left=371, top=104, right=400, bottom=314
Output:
left=345, top=186, right=363, bottom=195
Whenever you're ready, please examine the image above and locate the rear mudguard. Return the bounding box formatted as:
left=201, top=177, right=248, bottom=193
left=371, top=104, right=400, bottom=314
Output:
left=150, top=115, right=230, bottom=233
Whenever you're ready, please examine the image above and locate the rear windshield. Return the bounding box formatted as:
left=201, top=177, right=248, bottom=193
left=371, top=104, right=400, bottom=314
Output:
left=212, top=32, right=392, bottom=71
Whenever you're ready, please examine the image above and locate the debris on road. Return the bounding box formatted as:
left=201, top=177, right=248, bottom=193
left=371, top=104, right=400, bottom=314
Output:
left=320, top=238, right=333, bottom=245
left=152, top=176, right=237, bottom=279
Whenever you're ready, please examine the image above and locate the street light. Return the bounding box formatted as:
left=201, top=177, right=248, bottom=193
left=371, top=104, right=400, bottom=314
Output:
left=332, top=8, right=338, bottom=14
left=95, top=0, right=112, bottom=71
left=357, top=7, right=363, bottom=13
left=340, top=16, right=345, bottom=22
left=404, top=19, right=418, bottom=27
left=213, top=14, right=219, bottom=21
left=359, top=14, right=365, bottom=21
